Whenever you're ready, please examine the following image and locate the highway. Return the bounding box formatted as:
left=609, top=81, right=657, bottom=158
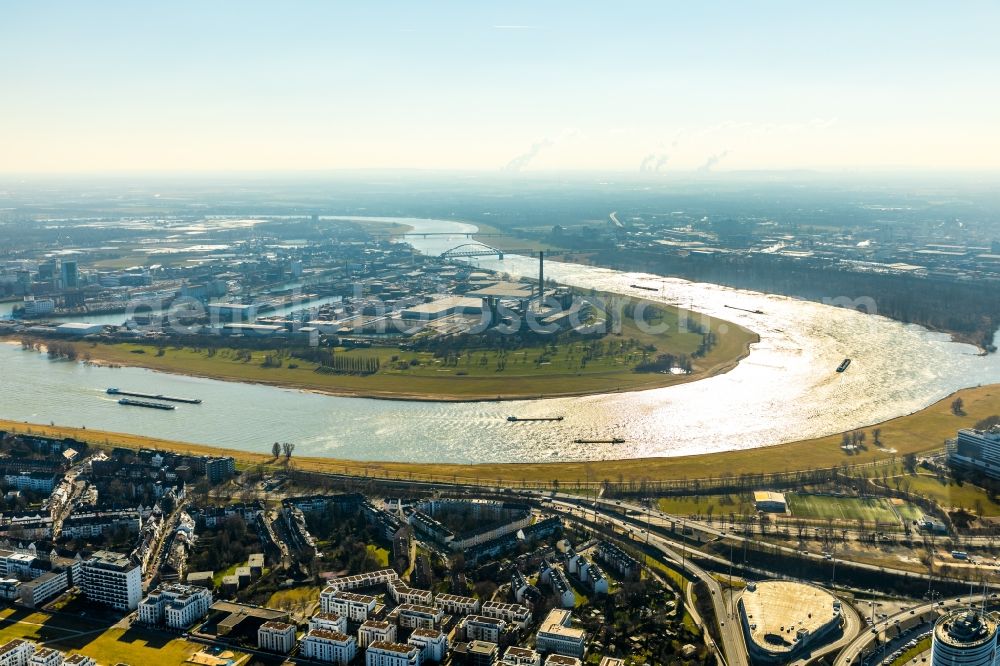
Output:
left=563, top=494, right=1000, bottom=591
left=837, top=593, right=993, bottom=666
left=545, top=497, right=748, bottom=666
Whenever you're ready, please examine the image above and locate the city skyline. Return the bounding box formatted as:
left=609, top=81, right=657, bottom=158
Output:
left=2, top=1, right=999, bottom=174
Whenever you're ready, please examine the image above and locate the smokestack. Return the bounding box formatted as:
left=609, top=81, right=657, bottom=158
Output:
left=538, top=251, right=544, bottom=303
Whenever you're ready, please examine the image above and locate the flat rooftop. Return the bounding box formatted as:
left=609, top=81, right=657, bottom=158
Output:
left=740, top=581, right=840, bottom=654
left=467, top=281, right=535, bottom=299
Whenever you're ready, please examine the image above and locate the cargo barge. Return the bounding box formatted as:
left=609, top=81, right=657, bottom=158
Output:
left=107, top=388, right=201, bottom=404
left=118, top=398, right=176, bottom=411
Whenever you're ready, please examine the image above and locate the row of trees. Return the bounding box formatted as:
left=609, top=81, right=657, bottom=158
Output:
left=292, top=348, right=380, bottom=375
left=21, top=338, right=79, bottom=360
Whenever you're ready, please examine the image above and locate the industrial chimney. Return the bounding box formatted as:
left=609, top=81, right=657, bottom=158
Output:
left=538, top=251, right=544, bottom=303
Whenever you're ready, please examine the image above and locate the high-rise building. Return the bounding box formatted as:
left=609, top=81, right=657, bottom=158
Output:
left=80, top=551, right=142, bottom=611
left=60, top=261, right=78, bottom=290
left=932, top=609, right=999, bottom=666
left=947, top=427, right=1000, bottom=481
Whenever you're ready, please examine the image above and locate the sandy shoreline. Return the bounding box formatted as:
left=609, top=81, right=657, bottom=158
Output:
left=1, top=382, right=995, bottom=484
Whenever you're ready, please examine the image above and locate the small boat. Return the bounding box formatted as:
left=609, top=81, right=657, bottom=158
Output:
left=574, top=438, right=626, bottom=444
left=630, top=284, right=659, bottom=292
left=724, top=305, right=765, bottom=315
left=118, top=398, right=176, bottom=411
left=836, top=358, right=851, bottom=373
left=508, top=416, right=564, bottom=422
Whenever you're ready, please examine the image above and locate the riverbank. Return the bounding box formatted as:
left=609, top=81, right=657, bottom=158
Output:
left=10, top=299, right=757, bottom=402
left=3, top=383, right=996, bottom=484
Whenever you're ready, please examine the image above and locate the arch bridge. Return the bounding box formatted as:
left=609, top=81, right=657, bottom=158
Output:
left=440, top=243, right=505, bottom=259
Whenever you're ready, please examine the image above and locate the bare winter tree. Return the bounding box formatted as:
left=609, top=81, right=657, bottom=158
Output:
left=282, top=442, right=295, bottom=460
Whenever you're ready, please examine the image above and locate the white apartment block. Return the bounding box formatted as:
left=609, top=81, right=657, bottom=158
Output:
left=321, top=589, right=377, bottom=622
left=19, top=571, right=69, bottom=609
left=80, top=551, right=142, bottom=611
left=391, top=604, right=442, bottom=630
left=358, top=620, right=397, bottom=649
left=300, top=629, right=357, bottom=665
left=62, top=657, right=95, bottom=666
left=482, top=601, right=532, bottom=630
left=258, top=621, right=296, bottom=654
left=536, top=610, right=586, bottom=659
left=544, top=656, right=582, bottom=666
left=0, top=640, right=35, bottom=666
left=324, top=569, right=398, bottom=593
left=463, top=615, right=506, bottom=643
left=309, top=612, right=348, bottom=634
left=138, top=584, right=212, bottom=629
left=27, top=648, right=62, bottom=666
left=540, top=565, right=575, bottom=609
left=407, top=628, right=447, bottom=664
left=434, top=593, right=480, bottom=616
left=365, top=641, right=420, bottom=666
left=501, top=647, right=542, bottom=665
left=388, top=580, right=433, bottom=605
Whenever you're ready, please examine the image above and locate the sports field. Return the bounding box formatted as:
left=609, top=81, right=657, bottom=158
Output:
left=787, top=493, right=899, bottom=524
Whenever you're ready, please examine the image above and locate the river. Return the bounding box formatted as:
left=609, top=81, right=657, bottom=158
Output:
left=1, top=216, right=998, bottom=464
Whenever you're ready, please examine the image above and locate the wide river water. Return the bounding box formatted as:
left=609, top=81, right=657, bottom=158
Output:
left=1, top=216, right=998, bottom=464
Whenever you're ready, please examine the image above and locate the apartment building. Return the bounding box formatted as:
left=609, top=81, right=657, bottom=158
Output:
left=388, top=580, right=433, bottom=606
left=358, top=620, right=397, bottom=649
left=501, top=647, right=541, bottom=665
left=365, top=641, right=421, bottom=666
left=62, top=657, right=95, bottom=666
left=535, top=610, right=586, bottom=659
left=0, top=640, right=35, bottom=666
left=138, top=584, right=212, bottom=629
left=407, top=628, right=448, bottom=664
left=26, top=648, right=62, bottom=666
left=463, top=615, right=506, bottom=644
left=324, top=569, right=398, bottom=593
left=539, top=564, right=575, bottom=609
left=481, top=601, right=531, bottom=630
left=18, top=571, right=69, bottom=609
left=309, top=611, right=348, bottom=634
left=321, top=590, right=377, bottom=622
left=258, top=621, right=296, bottom=654
left=80, top=551, right=142, bottom=611
left=434, top=593, right=480, bottom=616
left=389, top=604, right=443, bottom=630
left=595, top=541, right=640, bottom=580
left=300, top=629, right=357, bottom=665
left=544, top=656, right=582, bottom=666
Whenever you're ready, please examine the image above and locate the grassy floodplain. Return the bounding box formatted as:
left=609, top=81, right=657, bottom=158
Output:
left=0, top=606, right=210, bottom=665
left=2, top=383, right=999, bottom=486
left=32, top=298, right=756, bottom=401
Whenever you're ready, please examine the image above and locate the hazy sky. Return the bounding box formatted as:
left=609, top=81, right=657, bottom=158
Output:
left=2, top=1, right=998, bottom=173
